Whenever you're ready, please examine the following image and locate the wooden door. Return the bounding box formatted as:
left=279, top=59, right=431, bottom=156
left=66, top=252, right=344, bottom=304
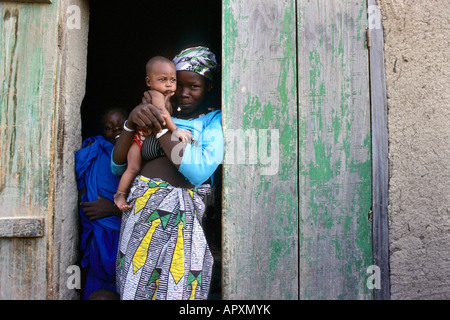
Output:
left=297, top=0, right=372, bottom=300
left=0, top=0, right=87, bottom=299
left=0, top=1, right=59, bottom=299
left=222, top=0, right=373, bottom=299
left=222, top=0, right=299, bottom=300
left=1, top=0, right=374, bottom=300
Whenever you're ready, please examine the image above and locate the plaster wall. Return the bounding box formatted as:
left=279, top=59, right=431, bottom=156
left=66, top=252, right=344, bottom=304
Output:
left=378, top=0, right=450, bottom=299
left=52, top=0, right=89, bottom=299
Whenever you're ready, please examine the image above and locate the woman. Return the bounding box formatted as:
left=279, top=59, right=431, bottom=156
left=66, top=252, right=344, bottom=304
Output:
left=112, top=46, right=224, bottom=300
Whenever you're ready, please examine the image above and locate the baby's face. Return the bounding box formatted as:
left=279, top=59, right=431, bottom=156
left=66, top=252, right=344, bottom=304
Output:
left=146, top=61, right=177, bottom=96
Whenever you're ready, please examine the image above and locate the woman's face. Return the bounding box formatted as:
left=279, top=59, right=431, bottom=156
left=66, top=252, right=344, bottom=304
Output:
left=103, top=110, right=126, bottom=144
left=174, top=70, right=211, bottom=117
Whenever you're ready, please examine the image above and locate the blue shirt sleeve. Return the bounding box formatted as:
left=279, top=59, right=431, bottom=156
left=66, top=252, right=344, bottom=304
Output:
left=178, top=110, right=224, bottom=186
left=110, top=151, right=127, bottom=176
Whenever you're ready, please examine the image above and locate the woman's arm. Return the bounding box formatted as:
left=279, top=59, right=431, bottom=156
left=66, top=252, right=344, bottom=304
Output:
left=112, top=97, right=167, bottom=165
left=112, top=122, right=137, bottom=165
left=161, top=111, right=224, bottom=186
left=137, top=91, right=188, bottom=168
left=157, top=131, right=186, bottom=169
left=113, top=95, right=224, bottom=186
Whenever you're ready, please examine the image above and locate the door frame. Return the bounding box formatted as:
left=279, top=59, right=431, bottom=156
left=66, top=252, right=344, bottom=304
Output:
left=367, top=0, right=390, bottom=300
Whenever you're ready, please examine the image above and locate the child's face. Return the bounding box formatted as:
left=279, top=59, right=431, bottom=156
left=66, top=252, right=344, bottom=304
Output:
left=103, top=110, right=126, bottom=144
left=145, top=61, right=177, bottom=96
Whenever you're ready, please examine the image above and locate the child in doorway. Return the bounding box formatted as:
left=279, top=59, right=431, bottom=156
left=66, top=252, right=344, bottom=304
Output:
left=75, top=107, right=128, bottom=299
left=114, top=56, right=192, bottom=211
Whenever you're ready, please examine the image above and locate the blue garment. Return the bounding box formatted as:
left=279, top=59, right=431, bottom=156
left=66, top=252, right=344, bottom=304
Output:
left=75, top=135, right=121, bottom=299
left=175, top=110, right=224, bottom=186
left=110, top=110, right=224, bottom=186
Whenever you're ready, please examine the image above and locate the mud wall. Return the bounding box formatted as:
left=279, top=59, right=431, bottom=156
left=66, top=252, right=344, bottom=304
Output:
left=378, top=0, right=450, bottom=299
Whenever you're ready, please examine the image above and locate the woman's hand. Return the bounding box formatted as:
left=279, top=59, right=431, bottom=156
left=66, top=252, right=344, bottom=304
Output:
left=113, top=91, right=169, bottom=164
left=80, top=196, right=121, bottom=220
left=127, top=90, right=169, bottom=134
left=136, top=90, right=173, bottom=134
left=128, top=102, right=167, bottom=134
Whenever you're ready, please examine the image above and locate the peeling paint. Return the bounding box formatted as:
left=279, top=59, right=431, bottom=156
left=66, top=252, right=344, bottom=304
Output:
left=298, top=0, right=372, bottom=300
left=222, top=0, right=298, bottom=300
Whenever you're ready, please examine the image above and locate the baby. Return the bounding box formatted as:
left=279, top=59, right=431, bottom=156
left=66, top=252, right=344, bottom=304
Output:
left=114, top=56, right=192, bottom=211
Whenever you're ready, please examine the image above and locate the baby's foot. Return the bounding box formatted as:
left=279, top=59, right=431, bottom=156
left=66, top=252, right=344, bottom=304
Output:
left=114, top=192, right=132, bottom=211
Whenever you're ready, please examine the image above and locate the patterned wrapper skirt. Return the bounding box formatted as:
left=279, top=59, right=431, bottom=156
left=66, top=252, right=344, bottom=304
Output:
left=116, top=176, right=213, bottom=300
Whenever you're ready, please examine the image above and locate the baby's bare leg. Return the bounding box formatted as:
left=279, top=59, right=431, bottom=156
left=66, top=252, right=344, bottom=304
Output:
left=115, top=142, right=141, bottom=211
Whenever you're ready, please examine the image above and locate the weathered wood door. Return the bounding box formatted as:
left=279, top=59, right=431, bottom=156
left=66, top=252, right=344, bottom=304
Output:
left=0, top=2, right=59, bottom=300
left=222, top=0, right=373, bottom=299
left=0, top=0, right=87, bottom=299
left=1, top=0, right=374, bottom=300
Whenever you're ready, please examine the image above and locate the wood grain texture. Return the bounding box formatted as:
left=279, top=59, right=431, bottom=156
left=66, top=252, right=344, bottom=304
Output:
left=222, top=0, right=298, bottom=299
left=0, top=217, right=44, bottom=238
left=297, top=0, right=373, bottom=299
left=0, top=1, right=60, bottom=299
left=0, top=4, right=58, bottom=219
left=0, top=0, right=377, bottom=300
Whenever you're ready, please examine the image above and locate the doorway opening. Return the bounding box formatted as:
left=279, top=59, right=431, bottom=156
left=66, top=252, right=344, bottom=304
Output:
left=80, top=0, right=223, bottom=299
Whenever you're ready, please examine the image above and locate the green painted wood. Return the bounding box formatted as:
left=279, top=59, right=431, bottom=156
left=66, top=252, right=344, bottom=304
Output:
left=0, top=1, right=60, bottom=299
left=0, top=3, right=58, bottom=218
left=297, top=0, right=373, bottom=299
left=0, top=0, right=375, bottom=300
left=222, top=0, right=298, bottom=299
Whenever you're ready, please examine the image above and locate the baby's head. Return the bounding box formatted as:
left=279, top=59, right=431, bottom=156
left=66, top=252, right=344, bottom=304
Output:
left=145, top=56, right=177, bottom=97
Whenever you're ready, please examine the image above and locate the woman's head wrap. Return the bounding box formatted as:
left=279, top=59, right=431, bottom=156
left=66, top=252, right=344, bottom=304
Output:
left=172, top=46, right=217, bottom=81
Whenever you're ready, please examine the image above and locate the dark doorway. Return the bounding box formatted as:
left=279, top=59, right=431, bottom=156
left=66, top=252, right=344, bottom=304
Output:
left=80, top=0, right=222, bottom=299
left=81, top=0, right=222, bottom=138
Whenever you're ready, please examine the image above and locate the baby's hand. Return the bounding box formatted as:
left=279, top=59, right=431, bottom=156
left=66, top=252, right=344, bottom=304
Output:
left=173, top=128, right=194, bottom=144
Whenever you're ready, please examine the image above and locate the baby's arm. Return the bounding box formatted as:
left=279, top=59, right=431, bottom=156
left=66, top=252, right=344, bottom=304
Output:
left=163, top=113, right=178, bottom=132
left=149, top=89, right=174, bottom=128
left=149, top=90, right=193, bottom=144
